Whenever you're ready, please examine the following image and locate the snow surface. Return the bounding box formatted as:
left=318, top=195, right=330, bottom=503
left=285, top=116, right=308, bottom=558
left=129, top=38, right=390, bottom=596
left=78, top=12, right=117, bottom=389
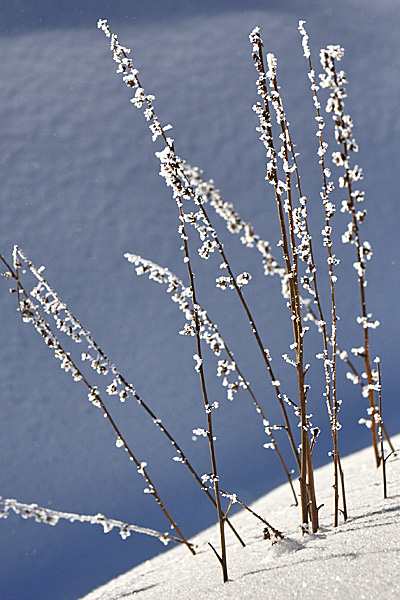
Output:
left=80, top=435, right=400, bottom=600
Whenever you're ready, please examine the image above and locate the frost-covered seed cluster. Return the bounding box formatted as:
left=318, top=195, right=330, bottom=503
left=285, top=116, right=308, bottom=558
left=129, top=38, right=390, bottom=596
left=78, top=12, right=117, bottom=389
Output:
left=319, top=42, right=375, bottom=296
left=181, top=165, right=282, bottom=277
left=125, top=253, right=248, bottom=402
left=97, top=19, right=173, bottom=145
left=13, top=247, right=137, bottom=406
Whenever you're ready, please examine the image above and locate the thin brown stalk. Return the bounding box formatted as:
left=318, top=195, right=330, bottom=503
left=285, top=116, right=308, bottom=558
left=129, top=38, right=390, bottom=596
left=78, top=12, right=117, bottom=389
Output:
left=342, top=162, right=380, bottom=466
left=220, top=489, right=283, bottom=540
left=204, top=314, right=298, bottom=505
left=251, top=30, right=318, bottom=532
left=177, top=200, right=228, bottom=582
left=337, top=456, right=347, bottom=520
left=376, top=359, right=387, bottom=499
left=322, top=50, right=391, bottom=466
left=298, top=22, right=346, bottom=526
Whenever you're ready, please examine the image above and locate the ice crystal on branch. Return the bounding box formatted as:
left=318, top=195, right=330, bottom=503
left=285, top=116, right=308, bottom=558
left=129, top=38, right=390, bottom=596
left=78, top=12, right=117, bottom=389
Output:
left=0, top=495, right=178, bottom=545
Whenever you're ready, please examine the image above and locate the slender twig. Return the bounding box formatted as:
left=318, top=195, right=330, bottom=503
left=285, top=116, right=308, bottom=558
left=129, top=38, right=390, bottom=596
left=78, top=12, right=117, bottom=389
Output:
left=176, top=197, right=228, bottom=582
left=319, top=46, right=394, bottom=466
left=250, top=28, right=318, bottom=532
left=0, top=497, right=194, bottom=546
left=375, top=358, right=387, bottom=499
left=220, top=490, right=283, bottom=540
left=298, top=21, right=346, bottom=527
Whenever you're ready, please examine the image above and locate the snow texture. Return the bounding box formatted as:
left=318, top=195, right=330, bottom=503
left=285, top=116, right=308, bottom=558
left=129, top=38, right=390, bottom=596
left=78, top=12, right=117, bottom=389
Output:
left=80, top=435, right=400, bottom=599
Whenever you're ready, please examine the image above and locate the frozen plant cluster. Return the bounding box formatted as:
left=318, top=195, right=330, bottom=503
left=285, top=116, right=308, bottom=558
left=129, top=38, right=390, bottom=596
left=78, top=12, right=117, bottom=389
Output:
left=0, top=18, right=394, bottom=587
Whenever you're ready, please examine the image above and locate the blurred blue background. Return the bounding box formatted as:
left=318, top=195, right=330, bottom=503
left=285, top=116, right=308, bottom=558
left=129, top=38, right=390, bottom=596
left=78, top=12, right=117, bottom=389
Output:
left=1, top=1, right=399, bottom=598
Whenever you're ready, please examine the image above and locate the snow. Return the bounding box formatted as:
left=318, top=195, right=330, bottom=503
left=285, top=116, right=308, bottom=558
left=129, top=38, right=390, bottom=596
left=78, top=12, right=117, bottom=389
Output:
left=80, top=434, right=400, bottom=599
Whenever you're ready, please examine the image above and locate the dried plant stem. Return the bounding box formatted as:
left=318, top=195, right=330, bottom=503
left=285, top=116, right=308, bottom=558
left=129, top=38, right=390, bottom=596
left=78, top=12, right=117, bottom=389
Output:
left=306, top=305, right=357, bottom=381
left=338, top=458, right=347, bottom=520
left=3, top=253, right=195, bottom=555
left=251, top=32, right=318, bottom=532
left=344, top=174, right=380, bottom=467
left=298, top=23, right=346, bottom=526
left=220, top=490, right=283, bottom=540
left=95, top=401, right=190, bottom=549
left=177, top=201, right=228, bottom=582
left=200, top=309, right=298, bottom=504
left=376, top=359, right=387, bottom=499
left=307, top=307, right=393, bottom=456
left=0, top=497, right=191, bottom=545
left=209, top=334, right=298, bottom=505
left=323, top=53, right=393, bottom=466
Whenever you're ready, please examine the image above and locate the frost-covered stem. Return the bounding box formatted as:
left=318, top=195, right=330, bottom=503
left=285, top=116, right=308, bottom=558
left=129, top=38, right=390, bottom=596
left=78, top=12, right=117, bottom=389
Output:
left=259, top=54, right=299, bottom=337
left=207, top=325, right=297, bottom=503
left=268, top=73, right=304, bottom=353
left=323, top=51, right=382, bottom=466
left=267, top=73, right=313, bottom=513
left=181, top=164, right=282, bottom=277
left=298, top=21, right=345, bottom=525
left=376, top=359, right=387, bottom=499
left=80, top=398, right=195, bottom=554
left=251, top=30, right=317, bottom=532
left=268, top=64, right=314, bottom=527
left=342, top=144, right=379, bottom=467
left=6, top=253, right=195, bottom=555
left=194, top=201, right=301, bottom=472
left=204, top=313, right=298, bottom=504
left=220, top=490, right=283, bottom=540
left=177, top=201, right=228, bottom=582
left=0, top=497, right=192, bottom=546
left=308, top=302, right=363, bottom=386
